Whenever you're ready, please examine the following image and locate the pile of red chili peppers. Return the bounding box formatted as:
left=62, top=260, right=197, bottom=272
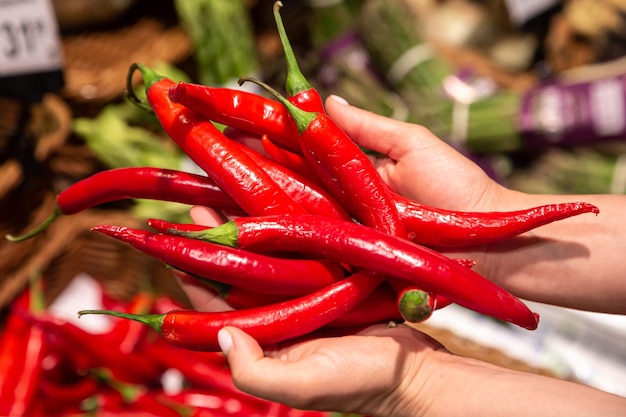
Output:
left=0, top=278, right=328, bottom=416
left=4, top=0, right=602, bottom=398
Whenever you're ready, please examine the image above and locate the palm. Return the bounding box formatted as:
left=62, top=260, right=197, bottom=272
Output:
left=325, top=98, right=502, bottom=212
left=229, top=324, right=445, bottom=416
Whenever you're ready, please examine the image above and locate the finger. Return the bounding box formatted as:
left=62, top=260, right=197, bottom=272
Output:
left=218, top=327, right=319, bottom=408
left=173, top=270, right=234, bottom=312
left=190, top=206, right=225, bottom=226
left=325, top=95, right=433, bottom=160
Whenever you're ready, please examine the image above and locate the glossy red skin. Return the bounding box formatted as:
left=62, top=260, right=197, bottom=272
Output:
left=147, top=77, right=307, bottom=217
left=155, top=270, right=382, bottom=351
left=0, top=288, right=45, bottom=416
left=57, top=167, right=243, bottom=215
left=289, top=88, right=325, bottom=113
left=296, top=113, right=407, bottom=238
left=168, top=82, right=301, bottom=152
left=24, top=313, right=161, bottom=384
left=328, top=283, right=402, bottom=327
left=38, top=376, right=100, bottom=408
left=261, top=134, right=316, bottom=180
left=171, top=269, right=289, bottom=309
left=225, top=214, right=539, bottom=330
left=234, top=140, right=353, bottom=221
left=93, top=225, right=345, bottom=297
left=395, top=193, right=600, bottom=247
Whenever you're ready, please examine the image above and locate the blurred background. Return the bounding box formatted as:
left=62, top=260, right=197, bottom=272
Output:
left=0, top=0, right=625, bottom=413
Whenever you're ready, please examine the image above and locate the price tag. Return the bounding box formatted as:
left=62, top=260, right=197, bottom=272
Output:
left=0, top=0, right=64, bottom=99
left=0, top=0, right=63, bottom=76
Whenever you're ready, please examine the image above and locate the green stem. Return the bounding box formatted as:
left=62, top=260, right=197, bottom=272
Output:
left=126, top=63, right=165, bottom=112
left=273, top=1, right=311, bottom=97
left=398, top=289, right=433, bottom=323
left=237, top=76, right=316, bottom=134
left=5, top=206, right=61, bottom=242
left=77, top=310, right=165, bottom=333
left=167, top=220, right=240, bottom=248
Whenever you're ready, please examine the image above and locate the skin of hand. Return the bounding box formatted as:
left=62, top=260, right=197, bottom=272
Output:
left=179, top=96, right=626, bottom=417
left=186, top=205, right=626, bottom=417
left=324, top=95, right=626, bottom=314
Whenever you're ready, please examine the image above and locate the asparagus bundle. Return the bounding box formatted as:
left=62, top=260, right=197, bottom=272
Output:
left=174, top=0, right=259, bottom=86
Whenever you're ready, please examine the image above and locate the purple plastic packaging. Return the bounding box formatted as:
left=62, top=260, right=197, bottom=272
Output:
left=518, top=74, right=626, bottom=147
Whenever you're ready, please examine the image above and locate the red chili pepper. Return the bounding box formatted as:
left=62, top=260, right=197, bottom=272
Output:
left=273, top=1, right=325, bottom=113
left=38, top=375, right=100, bottom=410
left=107, top=289, right=153, bottom=355
left=142, top=338, right=245, bottom=396
left=328, top=283, right=403, bottom=327
left=260, top=134, right=317, bottom=180
left=0, top=278, right=46, bottom=417
left=177, top=214, right=539, bottom=330
left=5, top=167, right=245, bottom=242
left=23, top=312, right=162, bottom=385
left=78, top=270, right=384, bottom=351
left=167, top=81, right=301, bottom=152
left=129, top=63, right=308, bottom=217
left=92, top=225, right=346, bottom=297
left=162, top=387, right=270, bottom=417
left=240, top=78, right=407, bottom=238
left=394, top=193, right=601, bottom=247
left=232, top=138, right=353, bottom=221
left=171, top=269, right=289, bottom=310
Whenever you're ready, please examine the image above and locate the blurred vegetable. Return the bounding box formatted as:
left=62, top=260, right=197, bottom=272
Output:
left=174, top=0, right=259, bottom=86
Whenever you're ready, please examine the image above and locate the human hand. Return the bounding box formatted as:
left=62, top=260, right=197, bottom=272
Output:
left=216, top=322, right=447, bottom=417
left=324, top=95, right=514, bottom=212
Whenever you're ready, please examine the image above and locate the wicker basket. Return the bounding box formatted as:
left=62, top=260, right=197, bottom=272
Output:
left=60, top=17, right=192, bottom=104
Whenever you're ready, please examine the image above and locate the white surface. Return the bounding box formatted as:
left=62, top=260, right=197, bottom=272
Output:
left=426, top=302, right=626, bottom=397
left=47, top=272, right=114, bottom=334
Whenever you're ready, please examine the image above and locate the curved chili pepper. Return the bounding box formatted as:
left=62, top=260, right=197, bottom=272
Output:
left=5, top=167, right=245, bottom=242
left=78, top=270, right=384, bottom=351
left=232, top=138, right=353, bottom=221
left=241, top=78, right=407, bottom=238
left=129, top=63, right=308, bottom=217
left=167, top=81, right=301, bottom=152
left=92, top=225, right=346, bottom=297
left=22, top=312, right=162, bottom=385
left=38, top=376, right=100, bottom=410
left=394, top=193, right=601, bottom=247
left=177, top=214, right=539, bottom=330
left=273, top=1, right=325, bottom=113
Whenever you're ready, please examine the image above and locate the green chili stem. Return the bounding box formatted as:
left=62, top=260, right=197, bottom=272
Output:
left=237, top=76, right=316, bottom=134
left=273, top=1, right=311, bottom=97
left=168, top=220, right=240, bottom=248
left=5, top=206, right=61, bottom=242
left=78, top=309, right=164, bottom=333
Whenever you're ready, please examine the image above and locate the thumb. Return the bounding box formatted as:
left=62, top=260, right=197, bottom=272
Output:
left=217, top=327, right=312, bottom=407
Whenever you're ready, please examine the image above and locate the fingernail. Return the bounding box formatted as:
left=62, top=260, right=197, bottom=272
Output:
left=218, top=328, right=233, bottom=354
left=329, top=94, right=349, bottom=105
